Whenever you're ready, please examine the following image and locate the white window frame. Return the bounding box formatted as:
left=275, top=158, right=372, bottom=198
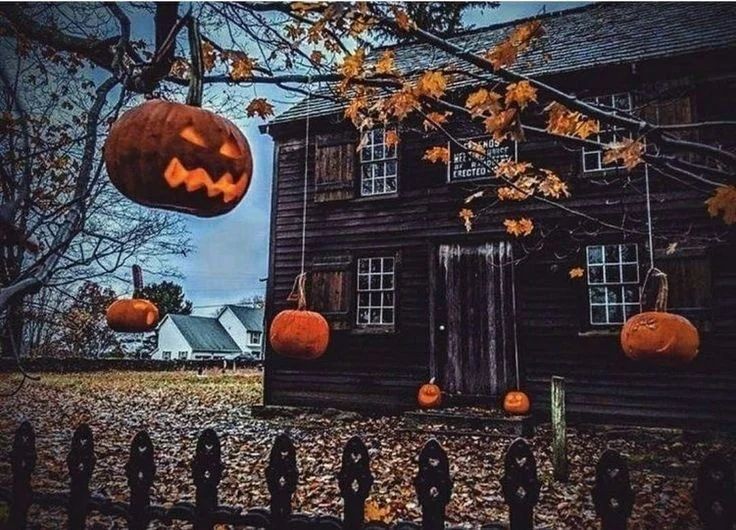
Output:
left=356, top=257, right=395, bottom=326
left=582, top=93, right=633, bottom=172
left=162, top=351, right=172, bottom=361
left=359, top=127, right=398, bottom=196
left=178, top=351, right=187, bottom=360
left=586, top=243, right=640, bottom=326
left=247, top=330, right=262, bottom=347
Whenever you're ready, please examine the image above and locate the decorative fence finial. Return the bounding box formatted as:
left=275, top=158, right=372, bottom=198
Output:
left=9, top=421, right=36, bottom=529
left=192, top=428, right=223, bottom=530
left=501, top=438, right=540, bottom=530
left=67, top=424, right=96, bottom=530
left=266, top=433, right=298, bottom=528
left=338, top=435, right=373, bottom=527
left=414, top=439, right=452, bottom=530
left=125, top=430, right=156, bottom=530
left=695, top=451, right=735, bottom=530
left=592, top=450, right=634, bottom=530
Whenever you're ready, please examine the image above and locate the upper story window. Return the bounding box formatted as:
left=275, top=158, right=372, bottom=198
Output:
left=247, top=330, right=262, bottom=346
left=359, top=128, right=397, bottom=196
left=582, top=93, right=633, bottom=172
left=357, top=256, right=395, bottom=326
left=586, top=243, right=640, bottom=325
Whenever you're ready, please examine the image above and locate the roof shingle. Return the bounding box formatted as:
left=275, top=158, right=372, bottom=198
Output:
left=168, top=315, right=240, bottom=353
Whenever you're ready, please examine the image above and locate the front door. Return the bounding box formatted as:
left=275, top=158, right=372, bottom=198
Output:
left=431, top=242, right=517, bottom=399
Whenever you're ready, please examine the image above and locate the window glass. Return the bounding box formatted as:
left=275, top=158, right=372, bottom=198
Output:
left=356, top=257, right=395, bottom=326
left=586, top=243, right=640, bottom=325
left=582, top=93, right=633, bottom=172
left=359, top=128, right=398, bottom=196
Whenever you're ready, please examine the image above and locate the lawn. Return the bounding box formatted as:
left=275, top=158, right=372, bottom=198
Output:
left=1, top=369, right=733, bottom=529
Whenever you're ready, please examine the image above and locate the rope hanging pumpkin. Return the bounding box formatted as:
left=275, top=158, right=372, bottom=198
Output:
left=620, top=269, right=700, bottom=365
left=270, top=273, right=330, bottom=360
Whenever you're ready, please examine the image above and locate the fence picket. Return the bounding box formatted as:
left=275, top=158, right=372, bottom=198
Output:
left=66, top=424, right=95, bottom=530
left=266, top=433, right=298, bottom=529
left=192, top=428, right=222, bottom=530
left=414, top=439, right=452, bottom=530
left=125, top=430, right=155, bottom=530
left=8, top=421, right=35, bottom=530
left=338, top=435, right=373, bottom=528
left=591, top=450, right=633, bottom=530
left=695, top=451, right=735, bottom=530
left=501, top=438, right=540, bottom=530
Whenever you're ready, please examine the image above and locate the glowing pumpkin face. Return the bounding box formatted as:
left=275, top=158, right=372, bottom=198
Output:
left=503, top=391, right=530, bottom=415
left=417, top=378, right=442, bottom=408
left=106, top=299, right=159, bottom=333
left=104, top=100, right=252, bottom=217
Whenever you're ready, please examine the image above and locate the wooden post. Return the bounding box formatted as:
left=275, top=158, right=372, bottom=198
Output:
left=592, top=450, right=633, bottom=530
left=67, top=424, right=95, bottom=530
left=125, top=431, right=155, bottom=530
left=551, top=376, right=568, bottom=482
left=8, top=421, right=36, bottom=530
left=501, top=438, right=540, bottom=530
left=192, top=429, right=222, bottom=530
left=414, top=439, right=452, bottom=530
left=695, top=451, right=735, bottom=530
left=337, top=436, right=373, bottom=528
left=265, top=433, right=298, bottom=529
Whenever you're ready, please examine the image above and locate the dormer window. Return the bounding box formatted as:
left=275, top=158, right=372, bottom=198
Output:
left=359, top=127, right=398, bottom=196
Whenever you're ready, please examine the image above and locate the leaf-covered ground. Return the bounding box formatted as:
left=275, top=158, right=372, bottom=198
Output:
left=1, top=370, right=734, bottom=529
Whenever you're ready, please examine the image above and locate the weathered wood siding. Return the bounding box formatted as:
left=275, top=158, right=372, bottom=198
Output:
left=264, top=55, right=736, bottom=424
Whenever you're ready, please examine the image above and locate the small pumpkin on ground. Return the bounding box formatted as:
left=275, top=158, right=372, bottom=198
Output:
left=106, top=299, right=159, bottom=333
left=270, top=273, right=330, bottom=360
left=620, top=270, right=699, bottom=365
left=418, top=378, right=442, bottom=408
left=503, top=390, right=531, bottom=415
left=104, top=99, right=253, bottom=217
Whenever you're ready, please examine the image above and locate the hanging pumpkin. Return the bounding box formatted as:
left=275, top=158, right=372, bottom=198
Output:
left=503, top=390, right=531, bottom=415
left=104, top=99, right=253, bottom=217
left=270, top=273, right=330, bottom=360
left=417, top=378, right=442, bottom=408
left=106, top=299, right=159, bottom=333
left=620, top=270, right=699, bottom=365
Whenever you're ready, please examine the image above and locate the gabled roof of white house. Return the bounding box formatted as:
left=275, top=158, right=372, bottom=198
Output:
left=221, top=305, right=264, bottom=331
left=271, top=2, right=736, bottom=125
left=167, top=314, right=240, bottom=353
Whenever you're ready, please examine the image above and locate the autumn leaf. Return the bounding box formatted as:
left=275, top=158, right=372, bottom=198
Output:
left=486, top=40, right=518, bottom=71
left=423, top=146, right=450, bottom=164
left=495, top=160, right=532, bottom=179
left=465, top=88, right=503, bottom=117
left=423, top=111, right=451, bottom=131
left=228, top=52, right=256, bottom=80
left=504, top=217, right=534, bottom=237
left=365, top=498, right=392, bottom=522
left=375, top=50, right=396, bottom=75
left=169, top=58, right=190, bottom=79
left=386, top=89, right=418, bottom=120
left=309, top=50, right=324, bottom=65
left=344, top=96, right=367, bottom=126
left=391, top=6, right=414, bottom=31
left=458, top=208, right=475, bottom=232
left=602, top=139, right=645, bottom=170
left=545, top=102, right=599, bottom=139
left=537, top=169, right=570, bottom=198
left=385, top=129, right=399, bottom=149
left=201, top=41, right=217, bottom=72
left=415, top=70, right=447, bottom=99
left=340, top=48, right=365, bottom=79
left=483, top=108, right=518, bottom=142
left=569, top=267, right=584, bottom=279
left=505, top=81, right=537, bottom=109
left=497, top=186, right=531, bottom=201
left=705, top=185, right=736, bottom=224
left=246, top=98, right=275, bottom=119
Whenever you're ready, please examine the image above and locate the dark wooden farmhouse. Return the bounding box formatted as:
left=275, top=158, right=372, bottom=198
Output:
left=261, top=3, right=736, bottom=426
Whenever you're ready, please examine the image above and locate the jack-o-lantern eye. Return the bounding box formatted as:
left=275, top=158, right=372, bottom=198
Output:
left=179, top=126, right=207, bottom=147
left=219, top=137, right=242, bottom=159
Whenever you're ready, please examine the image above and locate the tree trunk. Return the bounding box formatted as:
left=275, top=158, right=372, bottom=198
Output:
left=1, top=297, right=26, bottom=358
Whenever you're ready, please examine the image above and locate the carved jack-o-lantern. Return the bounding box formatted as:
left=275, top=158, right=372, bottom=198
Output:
left=417, top=378, right=442, bottom=408
left=104, top=99, right=252, bottom=217
left=503, top=390, right=530, bottom=415
left=106, top=299, right=159, bottom=333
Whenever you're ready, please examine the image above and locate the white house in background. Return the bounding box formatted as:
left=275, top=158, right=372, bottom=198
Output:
left=151, top=305, right=264, bottom=361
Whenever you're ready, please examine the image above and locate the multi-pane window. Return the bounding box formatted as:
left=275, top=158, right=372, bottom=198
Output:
left=178, top=351, right=187, bottom=360
left=247, top=330, right=262, bottom=346
left=162, top=351, right=172, bottom=361
left=587, top=244, right=640, bottom=325
left=357, top=257, right=395, bottom=326
left=359, top=128, right=398, bottom=196
left=582, top=93, right=633, bottom=172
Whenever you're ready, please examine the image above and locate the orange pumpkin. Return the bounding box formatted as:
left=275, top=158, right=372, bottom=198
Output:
left=106, top=299, right=159, bottom=333
left=503, top=390, right=530, bottom=415
left=270, top=309, right=330, bottom=360
left=621, top=312, right=699, bottom=364
left=104, top=100, right=252, bottom=217
left=620, top=270, right=699, bottom=365
left=418, top=378, right=442, bottom=408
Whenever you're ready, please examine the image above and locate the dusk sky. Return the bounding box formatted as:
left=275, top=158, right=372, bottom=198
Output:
left=176, top=2, right=587, bottom=314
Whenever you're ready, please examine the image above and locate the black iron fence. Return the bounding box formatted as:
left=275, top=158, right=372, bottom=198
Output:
left=2, top=422, right=734, bottom=529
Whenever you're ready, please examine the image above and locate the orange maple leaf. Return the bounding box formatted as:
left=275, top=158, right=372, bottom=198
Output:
left=458, top=208, right=475, bottom=232
left=602, top=139, right=645, bottom=170
left=569, top=267, right=584, bottom=279
left=201, top=41, right=217, bottom=72
left=391, top=6, right=414, bottom=31
left=705, top=185, right=736, bottom=224
left=422, top=111, right=451, bottom=131
left=423, top=146, right=450, bottom=164
left=483, top=108, right=519, bottom=142
left=246, top=98, right=274, bottom=119
left=504, top=217, right=534, bottom=237
left=375, top=50, right=396, bottom=74
left=505, top=81, right=538, bottom=109
left=386, top=89, right=418, bottom=120
left=466, top=88, right=503, bottom=117
left=340, top=48, right=365, bottom=79
left=385, top=129, right=399, bottom=148
left=415, top=70, right=447, bottom=99
left=227, top=51, right=256, bottom=80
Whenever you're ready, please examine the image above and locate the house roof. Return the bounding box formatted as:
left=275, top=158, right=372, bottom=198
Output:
left=222, top=305, right=264, bottom=331
left=270, top=2, right=736, bottom=125
left=168, top=314, right=241, bottom=353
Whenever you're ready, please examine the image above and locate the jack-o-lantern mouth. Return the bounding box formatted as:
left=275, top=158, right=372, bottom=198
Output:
left=164, top=157, right=247, bottom=203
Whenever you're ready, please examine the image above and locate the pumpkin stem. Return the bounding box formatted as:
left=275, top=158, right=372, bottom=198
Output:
left=429, top=377, right=435, bottom=384
left=654, top=270, right=668, bottom=312
left=185, top=17, right=203, bottom=107
left=287, top=272, right=308, bottom=310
